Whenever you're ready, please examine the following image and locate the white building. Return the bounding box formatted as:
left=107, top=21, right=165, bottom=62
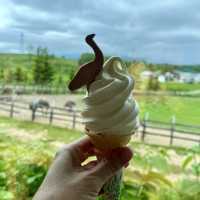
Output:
left=141, top=70, right=200, bottom=83
left=194, top=74, right=200, bottom=83
left=141, top=71, right=155, bottom=79
left=158, top=75, right=166, bottom=83
left=178, top=72, right=200, bottom=83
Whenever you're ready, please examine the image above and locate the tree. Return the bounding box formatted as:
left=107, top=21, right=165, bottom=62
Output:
left=78, top=53, right=94, bottom=66
left=56, top=75, right=64, bottom=86
left=147, top=76, right=160, bottom=91
left=0, top=68, right=4, bottom=81
left=33, top=47, right=54, bottom=84
left=148, top=63, right=156, bottom=71
left=27, top=44, right=34, bottom=64
left=69, top=67, right=76, bottom=81
left=4, top=69, right=14, bottom=83
left=128, top=61, right=146, bottom=89
left=33, top=47, right=42, bottom=84
left=78, top=53, right=112, bottom=66
left=41, top=48, right=53, bottom=83
left=14, top=67, right=24, bottom=82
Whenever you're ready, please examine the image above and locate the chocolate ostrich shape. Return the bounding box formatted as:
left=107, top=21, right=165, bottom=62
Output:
left=68, top=34, right=104, bottom=91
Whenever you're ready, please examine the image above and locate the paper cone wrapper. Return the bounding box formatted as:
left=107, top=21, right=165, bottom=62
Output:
left=86, top=130, right=132, bottom=150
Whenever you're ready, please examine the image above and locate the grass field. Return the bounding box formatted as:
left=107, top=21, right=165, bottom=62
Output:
left=161, top=82, right=200, bottom=92
left=137, top=95, right=200, bottom=125
left=0, top=116, right=83, bottom=142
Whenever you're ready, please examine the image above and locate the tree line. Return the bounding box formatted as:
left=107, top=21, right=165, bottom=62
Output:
left=0, top=47, right=76, bottom=86
left=1, top=50, right=197, bottom=90
left=0, top=49, right=169, bottom=91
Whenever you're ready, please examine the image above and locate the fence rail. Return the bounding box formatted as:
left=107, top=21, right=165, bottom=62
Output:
left=0, top=99, right=83, bottom=129
left=140, top=113, right=200, bottom=146
left=0, top=99, right=199, bottom=147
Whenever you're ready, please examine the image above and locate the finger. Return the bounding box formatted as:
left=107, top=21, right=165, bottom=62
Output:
left=70, top=137, right=96, bottom=165
left=88, top=147, right=133, bottom=185
left=69, top=137, right=110, bottom=165
left=69, top=136, right=93, bottom=152
left=59, top=137, right=97, bottom=166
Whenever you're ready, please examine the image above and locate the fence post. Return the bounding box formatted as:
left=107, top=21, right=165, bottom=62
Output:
left=72, top=111, right=76, bottom=129
left=142, top=112, right=149, bottom=142
left=49, top=108, right=54, bottom=124
left=10, top=102, right=14, bottom=118
left=31, top=109, right=36, bottom=121
left=170, top=115, right=176, bottom=146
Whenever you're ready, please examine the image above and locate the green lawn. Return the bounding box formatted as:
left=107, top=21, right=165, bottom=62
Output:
left=0, top=116, right=83, bottom=142
left=137, top=95, right=200, bottom=125
left=161, top=82, right=200, bottom=92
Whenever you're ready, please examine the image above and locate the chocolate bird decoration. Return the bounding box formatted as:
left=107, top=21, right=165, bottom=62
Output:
left=68, top=34, right=104, bottom=91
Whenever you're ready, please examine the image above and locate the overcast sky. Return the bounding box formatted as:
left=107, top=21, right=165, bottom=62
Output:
left=0, top=0, right=200, bottom=64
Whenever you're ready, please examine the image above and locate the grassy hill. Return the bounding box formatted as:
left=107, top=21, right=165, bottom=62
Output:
left=0, top=53, right=77, bottom=70
left=0, top=53, right=78, bottom=85
left=1, top=53, right=200, bottom=74
left=0, top=53, right=199, bottom=90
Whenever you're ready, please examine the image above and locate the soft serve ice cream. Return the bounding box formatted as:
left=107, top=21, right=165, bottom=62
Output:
left=83, top=57, right=139, bottom=146
left=68, top=34, right=139, bottom=149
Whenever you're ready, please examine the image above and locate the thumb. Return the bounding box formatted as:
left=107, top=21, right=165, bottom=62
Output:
left=89, top=147, right=133, bottom=184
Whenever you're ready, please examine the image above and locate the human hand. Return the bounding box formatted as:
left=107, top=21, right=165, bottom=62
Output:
left=33, top=137, right=132, bottom=200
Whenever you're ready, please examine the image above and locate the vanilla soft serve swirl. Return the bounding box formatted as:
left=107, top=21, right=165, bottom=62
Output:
left=82, top=56, right=139, bottom=136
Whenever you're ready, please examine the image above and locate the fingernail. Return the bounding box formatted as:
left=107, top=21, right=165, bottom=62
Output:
left=110, top=147, right=133, bottom=165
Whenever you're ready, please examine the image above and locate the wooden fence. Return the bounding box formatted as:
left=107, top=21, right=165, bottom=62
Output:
left=0, top=99, right=83, bottom=129
left=140, top=113, right=200, bottom=146
left=0, top=99, right=199, bottom=147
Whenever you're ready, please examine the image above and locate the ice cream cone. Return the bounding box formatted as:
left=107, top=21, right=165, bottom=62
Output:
left=86, top=130, right=133, bottom=150
left=68, top=35, right=139, bottom=200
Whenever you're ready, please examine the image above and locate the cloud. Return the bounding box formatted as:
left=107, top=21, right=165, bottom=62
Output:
left=0, top=0, right=200, bottom=64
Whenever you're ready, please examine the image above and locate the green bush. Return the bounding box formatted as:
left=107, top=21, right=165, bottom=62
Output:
left=16, top=163, right=47, bottom=197
left=0, top=135, right=54, bottom=200
left=121, top=182, right=148, bottom=200
left=0, top=121, right=200, bottom=200
left=0, top=191, right=14, bottom=200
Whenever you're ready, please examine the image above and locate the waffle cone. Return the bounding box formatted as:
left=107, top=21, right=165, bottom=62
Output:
left=86, top=130, right=132, bottom=150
